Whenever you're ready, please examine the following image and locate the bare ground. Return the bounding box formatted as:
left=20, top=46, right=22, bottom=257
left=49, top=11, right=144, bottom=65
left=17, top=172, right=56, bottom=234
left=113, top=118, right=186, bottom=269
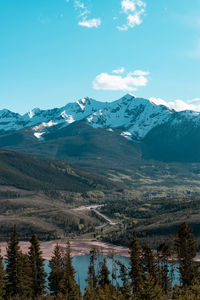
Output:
left=0, top=240, right=129, bottom=260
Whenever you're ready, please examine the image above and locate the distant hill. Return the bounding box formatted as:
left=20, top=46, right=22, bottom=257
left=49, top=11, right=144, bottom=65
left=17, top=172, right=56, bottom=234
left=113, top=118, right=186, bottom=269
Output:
left=0, top=149, right=116, bottom=240
left=0, top=149, right=114, bottom=192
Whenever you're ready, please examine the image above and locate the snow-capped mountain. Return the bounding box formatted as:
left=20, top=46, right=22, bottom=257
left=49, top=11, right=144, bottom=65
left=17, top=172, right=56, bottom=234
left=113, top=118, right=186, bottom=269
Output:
left=0, top=97, right=107, bottom=139
left=1, top=94, right=200, bottom=142
left=87, top=94, right=172, bottom=140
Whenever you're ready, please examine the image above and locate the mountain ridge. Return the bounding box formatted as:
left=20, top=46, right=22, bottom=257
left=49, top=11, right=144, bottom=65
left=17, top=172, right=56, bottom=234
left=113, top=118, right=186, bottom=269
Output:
left=1, top=94, right=200, bottom=142
left=1, top=94, right=200, bottom=165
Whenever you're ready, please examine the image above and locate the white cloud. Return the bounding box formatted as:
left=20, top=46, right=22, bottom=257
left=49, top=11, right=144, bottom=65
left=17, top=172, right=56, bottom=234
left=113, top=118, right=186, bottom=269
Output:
left=188, top=98, right=200, bottom=104
left=118, top=0, right=146, bottom=31
left=112, top=67, right=125, bottom=74
left=67, top=0, right=101, bottom=28
left=121, top=0, right=136, bottom=13
left=78, top=18, right=101, bottom=28
left=150, top=97, right=200, bottom=112
left=66, top=0, right=147, bottom=30
left=74, top=0, right=85, bottom=9
left=93, top=69, right=149, bottom=91
left=128, top=70, right=149, bottom=76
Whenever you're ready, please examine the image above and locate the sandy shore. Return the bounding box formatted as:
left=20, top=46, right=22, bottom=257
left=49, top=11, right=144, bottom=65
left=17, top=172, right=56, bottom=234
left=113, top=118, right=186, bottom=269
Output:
left=2, top=239, right=200, bottom=261
left=0, top=240, right=129, bottom=260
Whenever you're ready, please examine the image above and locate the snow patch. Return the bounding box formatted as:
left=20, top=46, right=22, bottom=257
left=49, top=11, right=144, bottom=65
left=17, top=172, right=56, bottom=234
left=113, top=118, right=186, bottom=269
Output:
left=61, top=110, right=68, bottom=119
left=34, top=132, right=45, bottom=141
left=120, top=131, right=132, bottom=140
left=29, top=108, right=41, bottom=119
left=66, top=115, right=75, bottom=124
left=77, top=101, right=85, bottom=111
left=87, top=115, right=93, bottom=123
left=33, top=120, right=57, bottom=131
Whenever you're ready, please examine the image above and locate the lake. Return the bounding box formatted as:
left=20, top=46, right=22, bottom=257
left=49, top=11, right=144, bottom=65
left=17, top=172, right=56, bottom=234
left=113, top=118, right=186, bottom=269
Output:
left=44, top=254, right=180, bottom=293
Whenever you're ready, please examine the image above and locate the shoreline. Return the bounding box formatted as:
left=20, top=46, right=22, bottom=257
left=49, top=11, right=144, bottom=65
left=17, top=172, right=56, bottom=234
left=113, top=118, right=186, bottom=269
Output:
left=1, top=239, right=200, bottom=262
left=0, top=240, right=129, bottom=260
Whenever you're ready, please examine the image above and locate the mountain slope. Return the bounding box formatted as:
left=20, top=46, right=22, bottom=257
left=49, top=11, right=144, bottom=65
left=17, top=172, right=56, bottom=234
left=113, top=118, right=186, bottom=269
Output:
left=0, top=149, right=114, bottom=191
left=0, top=121, right=142, bottom=169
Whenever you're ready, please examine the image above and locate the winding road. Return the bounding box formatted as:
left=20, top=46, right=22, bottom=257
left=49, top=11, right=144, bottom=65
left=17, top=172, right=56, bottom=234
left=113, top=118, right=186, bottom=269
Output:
left=72, top=204, right=116, bottom=226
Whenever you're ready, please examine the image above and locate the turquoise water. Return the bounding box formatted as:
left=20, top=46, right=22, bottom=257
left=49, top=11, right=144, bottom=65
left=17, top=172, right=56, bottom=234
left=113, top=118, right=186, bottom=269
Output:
left=44, top=254, right=130, bottom=292
left=4, top=255, right=180, bottom=293
left=44, top=255, right=180, bottom=293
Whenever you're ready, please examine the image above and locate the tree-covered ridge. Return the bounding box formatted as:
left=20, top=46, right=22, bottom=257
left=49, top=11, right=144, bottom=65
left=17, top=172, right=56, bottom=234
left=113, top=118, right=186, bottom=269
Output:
left=0, top=149, right=114, bottom=192
left=0, top=223, right=200, bottom=299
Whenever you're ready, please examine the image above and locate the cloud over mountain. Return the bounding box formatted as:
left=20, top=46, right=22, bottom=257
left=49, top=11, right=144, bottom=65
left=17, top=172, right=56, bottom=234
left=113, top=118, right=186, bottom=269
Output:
left=93, top=69, right=149, bottom=91
left=150, top=97, right=200, bottom=112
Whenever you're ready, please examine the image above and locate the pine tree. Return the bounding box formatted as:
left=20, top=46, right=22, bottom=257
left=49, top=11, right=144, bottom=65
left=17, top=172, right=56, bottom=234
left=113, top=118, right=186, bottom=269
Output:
left=157, top=241, right=171, bottom=294
left=18, top=253, right=33, bottom=299
left=0, top=251, right=6, bottom=300
left=29, top=234, right=47, bottom=298
left=173, top=279, right=200, bottom=299
left=129, top=235, right=143, bottom=293
left=135, top=273, right=163, bottom=300
left=86, top=248, right=97, bottom=289
left=175, top=222, right=197, bottom=287
left=98, top=258, right=111, bottom=288
left=63, top=240, right=80, bottom=299
left=142, top=241, right=157, bottom=278
left=49, top=244, right=65, bottom=297
left=5, top=225, right=22, bottom=298
left=117, top=260, right=132, bottom=300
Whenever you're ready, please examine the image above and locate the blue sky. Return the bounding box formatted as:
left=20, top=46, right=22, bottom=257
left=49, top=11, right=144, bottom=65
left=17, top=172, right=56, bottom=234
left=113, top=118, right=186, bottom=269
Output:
left=0, top=0, right=200, bottom=113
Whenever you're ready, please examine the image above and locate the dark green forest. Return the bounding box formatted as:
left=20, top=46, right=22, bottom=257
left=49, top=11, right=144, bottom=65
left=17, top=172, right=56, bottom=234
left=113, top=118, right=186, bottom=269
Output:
left=0, top=223, right=200, bottom=299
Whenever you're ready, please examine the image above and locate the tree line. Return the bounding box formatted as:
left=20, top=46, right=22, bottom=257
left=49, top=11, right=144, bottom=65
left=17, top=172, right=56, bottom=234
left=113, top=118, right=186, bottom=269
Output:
left=0, top=222, right=199, bottom=299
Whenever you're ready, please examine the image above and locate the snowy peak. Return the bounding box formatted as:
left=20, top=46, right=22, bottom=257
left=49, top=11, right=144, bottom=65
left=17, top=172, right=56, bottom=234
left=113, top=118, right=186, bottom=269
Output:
left=1, top=94, right=200, bottom=141
left=28, top=108, right=41, bottom=119
left=87, top=96, right=172, bottom=139
left=29, top=97, right=107, bottom=140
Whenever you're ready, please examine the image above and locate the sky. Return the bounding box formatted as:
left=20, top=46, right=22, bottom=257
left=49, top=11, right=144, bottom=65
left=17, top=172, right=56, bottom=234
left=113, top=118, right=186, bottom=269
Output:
left=0, top=0, right=200, bottom=114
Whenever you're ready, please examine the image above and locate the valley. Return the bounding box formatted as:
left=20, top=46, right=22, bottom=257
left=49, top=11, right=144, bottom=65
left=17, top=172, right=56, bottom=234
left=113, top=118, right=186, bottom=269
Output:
left=0, top=94, right=200, bottom=247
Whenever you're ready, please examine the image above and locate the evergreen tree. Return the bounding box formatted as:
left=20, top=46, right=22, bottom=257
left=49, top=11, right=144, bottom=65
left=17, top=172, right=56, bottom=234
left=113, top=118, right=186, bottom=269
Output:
left=18, top=252, right=33, bottom=299
left=6, top=225, right=22, bottom=298
left=0, top=251, right=6, bottom=300
left=86, top=248, right=97, bottom=289
left=157, top=241, right=171, bottom=294
left=84, top=285, right=124, bottom=300
left=175, top=222, right=197, bottom=287
left=173, top=279, right=200, bottom=300
left=135, top=273, right=163, bottom=300
left=63, top=240, right=80, bottom=299
left=142, top=241, right=157, bottom=278
left=98, top=258, right=111, bottom=288
left=29, top=234, right=47, bottom=298
left=117, top=260, right=132, bottom=300
left=129, top=235, right=143, bottom=293
left=49, top=244, right=65, bottom=297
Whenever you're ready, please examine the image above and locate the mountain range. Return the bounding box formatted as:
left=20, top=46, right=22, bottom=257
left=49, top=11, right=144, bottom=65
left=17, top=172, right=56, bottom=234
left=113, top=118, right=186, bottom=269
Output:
left=0, top=93, right=200, bottom=167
